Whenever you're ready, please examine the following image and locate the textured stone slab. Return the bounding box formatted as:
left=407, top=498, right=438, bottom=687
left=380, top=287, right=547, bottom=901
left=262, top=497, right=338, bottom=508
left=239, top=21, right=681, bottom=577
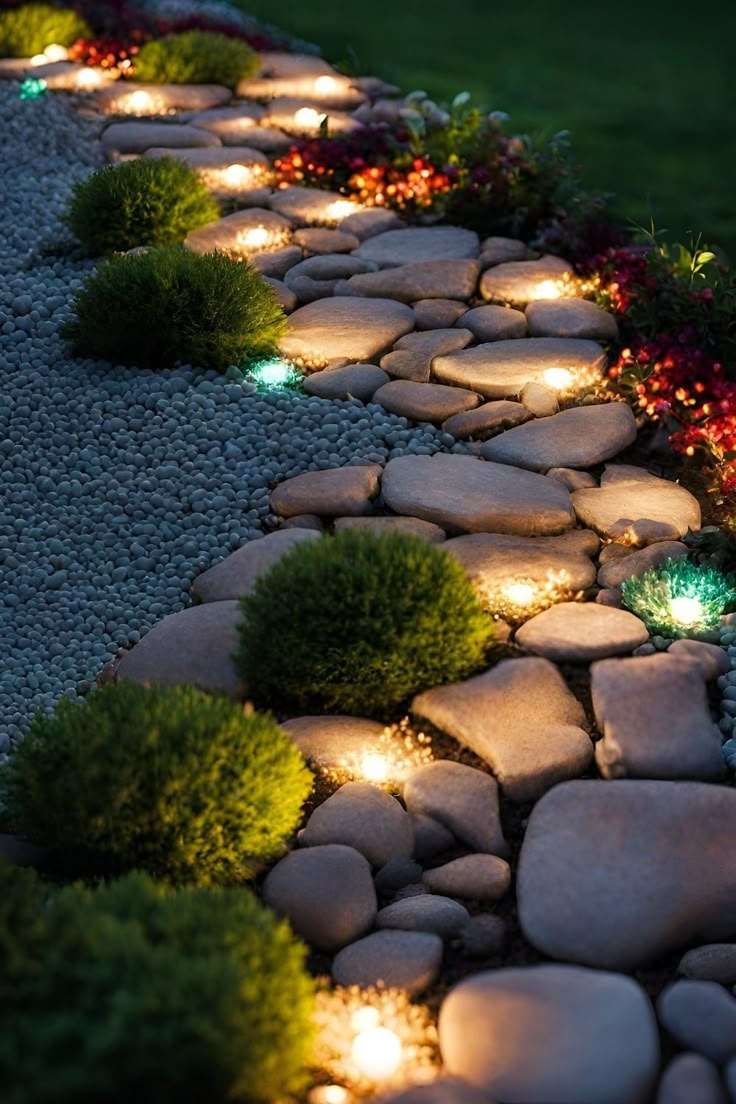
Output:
left=526, top=297, right=619, bottom=340
left=480, top=402, right=637, bottom=472
left=376, top=895, right=470, bottom=939
left=95, top=81, right=231, bottom=116
left=678, top=944, right=736, bottom=984
left=432, top=337, right=607, bottom=398
left=144, top=144, right=272, bottom=201
left=335, top=259, right=480, bottom=303
left=374, top=380, right=480, bottom=422
left=442, top=400, right=531, bottom=440
left=403, top=760, right=508, bottom=857
left=422, top=854, right=511, bottom=901
left=592, top=653, right=725, bottom=781
left=192, top=529, right=319, bottom=603
left=480, top=254, right=574, bottom=304
left=332, top=929, right=443, bottom=994
left=480, top=235, right=536, bottom=266
left=116, top=601, right=241, bottom=696
left=269, top=185, right=362, bottom=226
left=293, top=227, right=360, bottom=253
left=271, top=464, right=382, bottom=517
left=260, top=99, right=360, bottom=135
left=354, top=226, right=479, bottom=267
left=517, top=780, right=736, bottom=969
left=459, top=303, right=528, bottom=341
left=189, top=103, right=266, bottom=144
left=516, top=602, right=649, bottom=662
left=334, top=516, right=447, bottom=542
left=440, top=965, right=659, bottom=1104
left=381, top=454, right=575, bottom=536
left=101, top=121, right=221, bottom=157
left=280, top=297, right=415, bottom=365
left=303, top=362, right=389, bottom=401
left=283, top=252, right=378, bottom=302
left=237, top=73, right=364, bottom=109
left=412, top=657, right=591, bottom=801
left=337, top=207, right=403, bottom=239
left=380, top=328, right=472, bottom=383
left=572, top=464, right=702, bottom=537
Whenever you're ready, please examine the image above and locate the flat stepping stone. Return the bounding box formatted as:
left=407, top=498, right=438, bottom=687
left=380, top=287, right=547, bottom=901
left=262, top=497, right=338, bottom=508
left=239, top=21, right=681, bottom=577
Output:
left=331, top=929, right=443, bottom=994
left=94, top=81, right=231, bottom=116
left=443, top=400, right=531, bottom=439
left=597, top=540, right=688, bottom=588
left=412, top=298, right=469, bottom=329
left=251, top=245, right=302, bottom=279
left=480, top=254, right=574, bottom=305
left=517, top=779, right=736, bottom=969
left=516, top=601, right=648, bottom=661
left=143, top=145, right=272, bottom=200
left=185, top=207, right=293, bottom=258
left=280, top=297, right=415, bottom=366
left=380, top=328, right=472, bottom=384
left=334, top=516, right=447, bottom=542
left=460, top=304, right=528, bottom=341
left=526, top=298, right=619, bottom=340
left=21, top=60, right=115, bottom=91
left=302, top=362, right=389, bottom=401
left=270, top=185, right=362, bottom=226
left=189, top=103, right=266, bottom=141
left=335, top=259, right=480, bottom=303
left=373, top=380, right=480, bottom=422
left=337, top=207, right=404, bottom=240
left=271, top=463, right=382, bottom=517
left=571, top=463, right=701, bottom=537
left=101, top=121, right=221, bottom=157
left=403, top=760, right=508, bottom=856
left=293, top=227, right=360, bottom=253
left=376, top=896, right=470, bottom=939
left=260, top=98, right=360, bottom=135
left=440, top=965, right=659, bottom=1104
left=115, top=601, right=241, bottom=696
left=299, top=782, right=414, bottom=867
left=381, top=454, right=576, bottom=536
left=443, top=532, right=597, bottom=607
left=281, top=714, right=387, bottom=772
left=480, top=235, right=536, bottom=266
left=284, top=253, right=379, bottom=303
left=263, top=843, right=376, bottom=952
left=237, top=73, right=364, bottom=110
left=592, top=653, right=725, bottom=782
left=412, top=657, right=591, bottom=802
left=480, top=402, right=637, bottom=472
left=192, top=529, right=320, bottom=603
left=354, top=226, right=480, bottom=267
left=423, top=854, right=511, bottom=901
left=432, top=337, right=607, bottom=398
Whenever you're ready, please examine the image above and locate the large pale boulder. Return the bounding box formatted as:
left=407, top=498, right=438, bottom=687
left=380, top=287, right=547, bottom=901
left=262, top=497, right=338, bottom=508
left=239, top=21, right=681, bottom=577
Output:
left=354, top=226, right=480, bottom=267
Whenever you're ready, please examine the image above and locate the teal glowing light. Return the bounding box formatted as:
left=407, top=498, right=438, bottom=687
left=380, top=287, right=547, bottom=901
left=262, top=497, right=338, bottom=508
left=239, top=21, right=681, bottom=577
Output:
left=247, top=358, right=302, bottom=393
left=19, top=77, right=48, bottom=100
left=620, top=556, right=736, bottom=637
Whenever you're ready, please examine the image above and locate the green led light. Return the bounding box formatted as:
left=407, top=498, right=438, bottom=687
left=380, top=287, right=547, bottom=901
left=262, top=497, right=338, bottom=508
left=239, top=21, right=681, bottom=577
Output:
left=19, top=77, right=48, bottom=100
left=621, top=556, right=736, bottom=637
left=246, top=358, right=303, bottom=393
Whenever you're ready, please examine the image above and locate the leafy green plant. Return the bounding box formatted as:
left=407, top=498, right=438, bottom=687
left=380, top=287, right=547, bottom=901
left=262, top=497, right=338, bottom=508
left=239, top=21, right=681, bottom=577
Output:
left=0, top=869, right=314, bottom=1103
left=0, top=683, right=312, bottom=884
left=0, top=3, right=91, bottom=57
left=620, top=556, right=736, bottom=637
left=65, top=157, right=220, bottom=256
left=134, top=30, right=259, bottom=89
left=236, top=529, right=495, bottom=717
left=64, top=246, right=287, bottom=372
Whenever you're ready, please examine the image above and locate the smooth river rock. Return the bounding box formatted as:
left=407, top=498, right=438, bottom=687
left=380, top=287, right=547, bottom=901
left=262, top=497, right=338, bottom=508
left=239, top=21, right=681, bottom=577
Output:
left=302, top=362, right=389, bottom=401
left=354, top=226, right=480, bottom=267
left=432, top=337, right=607, bottom=398
left=442, top=400, right=531, bottom=440
left=280, top=296, right=415, bottom=365
left=658, top=980, right=736, bottom=1065
left=526, top=297, right=619, bottom=340
left=335, top=259, right=480, bottom=303
left=331, top=929, right=443, bottom=994
left=515, top=602, right=649, bottom=662
left=403, top=760, right=508, bottom=857
left=270, top=464, right=382, bottom=517
left=572, top=464, right=702, bottom=537
left=192, top=528, right=320, bottom=602
left=299, top=782, right=414, bottom=867
left=479, top=254, right=574, bottom=304
left=657, top=1054, right=728, bottom=1104
left=281, top=714, right=387, bottom=772
left=460, top=304, right=528, bottom=341
left=373, top=380, right=480, bottom=421
left=517, top=780, right=736, bottom=969
left=480, top=402, right=637, bottom=472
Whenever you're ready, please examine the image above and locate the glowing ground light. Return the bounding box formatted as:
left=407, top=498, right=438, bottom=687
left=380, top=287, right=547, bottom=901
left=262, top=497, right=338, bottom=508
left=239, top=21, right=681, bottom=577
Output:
left=42, top=42, right=68, bottom=63
left=326, top=199, right=359, bottom=222
left=541, top=367, right=575, bottom=391
left=313, top=74, right=339, bottom=96
left=222, top=163, right=254, bottom=189
left=247, top=359, right=301, bottom=392
left=359, top=752, right=389, bottom=784
left=294, top=107, right=325, bottom=129
left=669, top=596, right=704, bottom=627
left=504, top=582, right=536, bottom=608
left=531, top=279, right=564, bottom=300
left=308, top=1087, right=352, bottom=1104
left=239, top=226, right=271, bottom=251
left=76, top=67, right=104, bottom=90
left=351, top=1027, right=403, bottom=1082
left=19, top=77, right=47, bottom=99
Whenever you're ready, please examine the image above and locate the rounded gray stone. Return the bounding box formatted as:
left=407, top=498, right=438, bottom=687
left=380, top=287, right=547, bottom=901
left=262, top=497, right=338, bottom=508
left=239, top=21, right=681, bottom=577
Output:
left=678, top=944, right=736, bottom=985
left=480, top=403, right=638, bottom=472
left=271, top=463, right=382, bottom=517
left=302, top=363, right=389, bottom=401
left=192, top=528, right=320, bottom=602
left=658, top=980, right=736, bottom=1064
left=526, top=298, right=619, bottom=340
left=515, top=601, right=649, bottom=662
left=354, top=226, right=480, bottom=267
left=460, top=304, right=528, bottom=341
left=656, top=1053, right=727, bottom=1104
left=331, top=929, right=443, bottom=994
left=423, top=854, right=511, bottom=902
left=299, top=781, right=414, bottom=867
left=376, top=894, right=470, bottom=938
left=403, top=760, right=508, bottom=857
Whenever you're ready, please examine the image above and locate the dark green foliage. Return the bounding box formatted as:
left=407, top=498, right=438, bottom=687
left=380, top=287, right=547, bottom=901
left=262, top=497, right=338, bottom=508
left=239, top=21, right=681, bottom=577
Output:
left=0, top=869, right=314, bottom=1103
left=134, top=30, right=259, bottom=89
left=64, top=246, right=287, bottom=371
left=236, top=529, right=495, bottom=717
left=0, top=3, right=91, bottom=57
left=0, top=683, right=312, bottom=885
left=64, top=157, right=220, bottom=256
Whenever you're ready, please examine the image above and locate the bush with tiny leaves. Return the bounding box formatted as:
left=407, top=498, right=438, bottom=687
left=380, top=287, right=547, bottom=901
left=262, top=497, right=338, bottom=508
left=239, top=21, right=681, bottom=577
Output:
left=0, top=3, right=91, bottom=57
left=64, top=157, right=220, bottom=256
left=134, top=30, right=259, bottom=89
left=0, top=868, right=314, bottom=1104
left=64, top=245, right=287, bottom=371
left=620, top=556, right=736, bottom=637
left=236, top=529, right=495, bottom=717
left=0, top=682, right=312, bottom=884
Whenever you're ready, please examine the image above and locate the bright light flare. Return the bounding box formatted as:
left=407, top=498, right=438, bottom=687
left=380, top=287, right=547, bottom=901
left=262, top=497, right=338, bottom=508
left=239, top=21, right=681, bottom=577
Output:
left=223, top=163, right=254, bottom=188
left=43, top=42, right=68, bottom=63
left=75, top=67, right=103, bottom=90
left=359, top=753, right=389, bottom=784
left=125, top=89, right=155, bottom=115
left=294, top=106, right=325, bottom=129
left=313, top=74, right=339, bottom=96
left=351, top=1027, right=403, bottom=1082
left=239, top=226, right=271, bottom=251
left=325, top=199, right=359, bottom=222
left=30, top=53, right=47, bottom=66
left=531, top=279, right=564, bottom=300
left=541, top=367, right=575, bottom=391
left=669, top=596, right=704, bottom=626
left=504, top=582, right=536, bottom=607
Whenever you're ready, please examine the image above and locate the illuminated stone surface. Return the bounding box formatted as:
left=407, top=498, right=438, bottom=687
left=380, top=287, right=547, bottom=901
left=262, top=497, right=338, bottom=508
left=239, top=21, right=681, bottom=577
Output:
left=331, top=929, right=443, bottom=994
left=380, top=327, right=472, bottom=383
left=571, top=464, right=702, bottom=537
left=516, top=601, right=649, bottom=661
left=403, top=760, right=508, bottom=857
left=336, top=259, right=480, bottom=303
left=280, top=297, right=415, bottom=365
left=374, top=380, right=480, bottom=422
left=480, top=403, right=637, bottom=472
left=95, top=81, right=231, bottom=115
left=432, top=337, right=607, bottom=398
left=480, top=254, right=574, bottom=304
left=459, top=303, right=528, bottom=341
left=526, top=297, right=620, bottom=340
left=443, top=531, right=596, bottom=603
left=270, top=463, right=383, bottom=517
left=354, top=226, right=480, bottom=267
left=299, top=782, right=414, bottom=866
left=101, top=121, right=221, bottom=156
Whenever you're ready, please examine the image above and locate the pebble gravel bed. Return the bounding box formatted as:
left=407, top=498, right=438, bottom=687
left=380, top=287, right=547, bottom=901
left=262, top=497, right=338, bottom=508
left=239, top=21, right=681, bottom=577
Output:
left=0, top=82, right=458, bottom=754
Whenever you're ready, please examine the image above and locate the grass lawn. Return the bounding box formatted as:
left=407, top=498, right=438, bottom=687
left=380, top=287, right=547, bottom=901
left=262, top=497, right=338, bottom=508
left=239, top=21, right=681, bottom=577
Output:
left=231, top=0, right=736, bottom=256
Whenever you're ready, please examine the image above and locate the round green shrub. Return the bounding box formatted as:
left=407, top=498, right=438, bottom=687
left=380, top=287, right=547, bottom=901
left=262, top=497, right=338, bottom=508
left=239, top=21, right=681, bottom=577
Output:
left=0, top=683, right=312, bottom=885
left=0, top=3, right=91, bottom=57
left=65, top=157, right=220, bottom=256
left=236, top=529, right=495, bottom=717
left=134, top=30, right=259, bottom=89
left=0, top=870, right=314, bottom=1103
left=63, top=246, right=287, bottom=371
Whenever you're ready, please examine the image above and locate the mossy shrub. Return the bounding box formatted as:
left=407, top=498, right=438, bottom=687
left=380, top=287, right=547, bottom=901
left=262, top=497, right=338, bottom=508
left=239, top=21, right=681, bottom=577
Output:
left=0, top=868, right=314, bottom=1103
left=0, top=683, right=312, bottom=884
left=134, top=30, right=259, bottom=89
left=0, top=3, right=91, bottom=57
left=65, top=157, right=220, bottom=256
left=236, top=529, right=495, bottom=717
left=64, top=245, right=287, bottom=371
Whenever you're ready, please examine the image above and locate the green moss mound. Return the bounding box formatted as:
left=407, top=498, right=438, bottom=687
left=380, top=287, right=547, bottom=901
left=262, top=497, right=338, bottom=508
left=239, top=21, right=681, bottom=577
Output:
left=0, top=868, right=314, bottom=1103
left=134, top=30, right=259, bottom=89
left=620, top=556, right=736, bottom=637
left=64, top=246, right=287, bottom=371
left=65, top=157, right=220, bottom=256
left=0, top=3, right=91, bottom=57
left=237, top=529, right=495, bottom=716
left=0, top=683, right=312, bottom=884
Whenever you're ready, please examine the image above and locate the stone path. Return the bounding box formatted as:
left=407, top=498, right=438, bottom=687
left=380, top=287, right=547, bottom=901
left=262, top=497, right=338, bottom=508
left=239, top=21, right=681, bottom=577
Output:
left=4, top=38, right=736, bottom=1104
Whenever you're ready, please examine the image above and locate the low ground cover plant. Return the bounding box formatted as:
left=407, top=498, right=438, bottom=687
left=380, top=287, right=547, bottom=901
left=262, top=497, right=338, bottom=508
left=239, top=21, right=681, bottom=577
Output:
left=133, top=29, right=259, bottom=88
left=64, top=246, right=286, bottom=372
left=0, top=682, right=312, bottom=884
left=0, top=867, right=314, bottom=1103
left=620, top=556, right=736, bottom=637
left=65, top=157, right=220, bottom=255
left=0, top=3, right=91, bottom=57
left=236, top=530, right=495, bottom=717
